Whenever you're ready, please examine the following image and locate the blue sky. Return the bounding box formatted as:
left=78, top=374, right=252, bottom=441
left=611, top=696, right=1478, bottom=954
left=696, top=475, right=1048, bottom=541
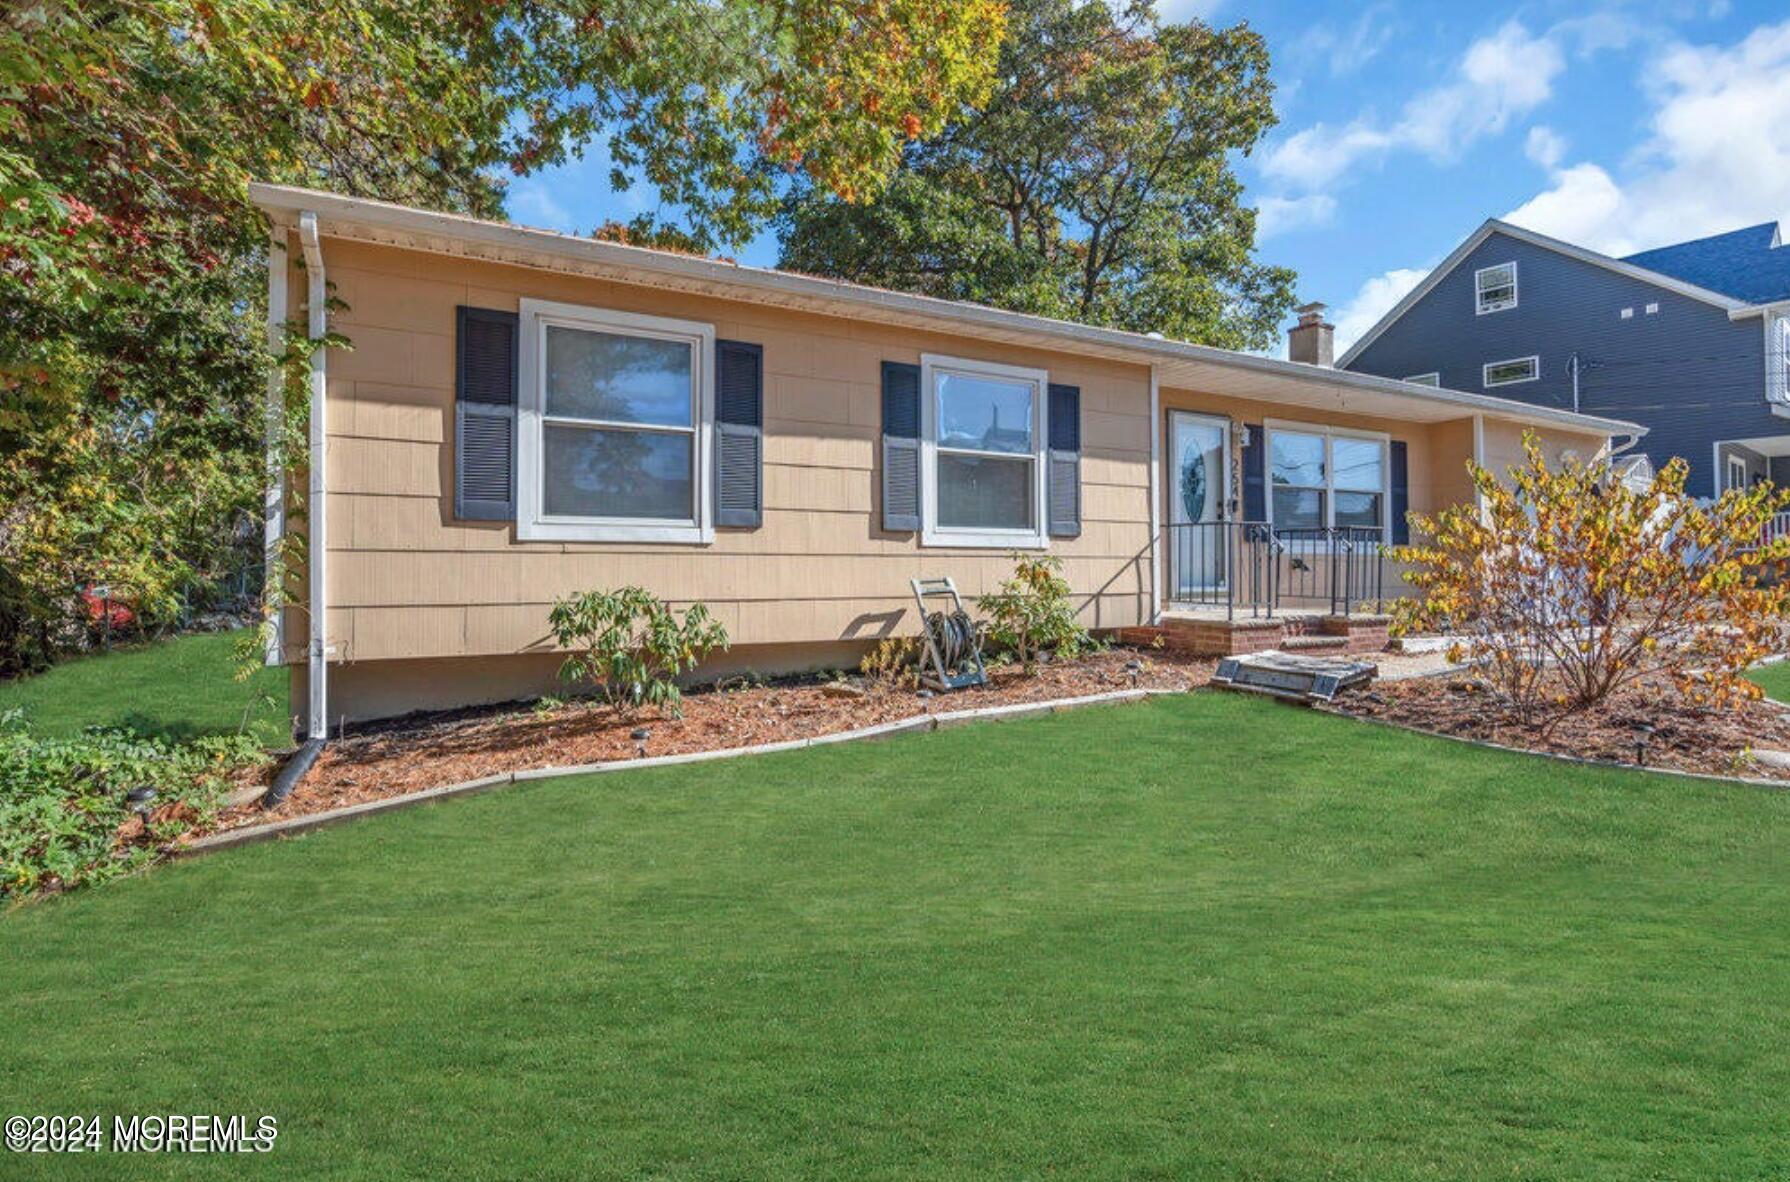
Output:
left=506, top=1, right=1790, bottom=356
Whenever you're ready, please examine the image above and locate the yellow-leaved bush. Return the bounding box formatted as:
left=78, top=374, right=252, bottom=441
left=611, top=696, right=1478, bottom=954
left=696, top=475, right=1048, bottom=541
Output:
left=1388, top=432, right=1790, bottom=722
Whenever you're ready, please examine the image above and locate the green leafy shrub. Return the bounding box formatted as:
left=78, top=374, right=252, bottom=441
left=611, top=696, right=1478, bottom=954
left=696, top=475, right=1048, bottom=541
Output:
left=0, top=715, right=266, bottom=899
left=976, top=553, right=1090, bottom=675
left=548, top=588, right=729, bottom=717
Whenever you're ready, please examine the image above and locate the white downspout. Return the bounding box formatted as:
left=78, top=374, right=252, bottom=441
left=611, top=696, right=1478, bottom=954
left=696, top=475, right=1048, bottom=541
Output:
left=263, top=228, right=288, bottom=667
left=1148, top=365, right=1162, bottom=624
left=299, top=212, right=328, bottom=741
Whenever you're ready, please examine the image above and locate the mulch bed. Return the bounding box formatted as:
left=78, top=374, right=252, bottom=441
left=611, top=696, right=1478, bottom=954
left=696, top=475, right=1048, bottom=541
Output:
left=1327, top=672, right=1790, bottom=781
left=217, top=647, right=1214, bottom=830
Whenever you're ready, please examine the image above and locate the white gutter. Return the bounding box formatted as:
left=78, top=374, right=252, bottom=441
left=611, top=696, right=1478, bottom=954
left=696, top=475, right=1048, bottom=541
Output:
left=1728, top=299, right=1790, bottom=321
left=247, top=183, right=1644, bottom=441
left=262, top=227, right=287, bottom=667
left=298, top=211, right=328, bottom=741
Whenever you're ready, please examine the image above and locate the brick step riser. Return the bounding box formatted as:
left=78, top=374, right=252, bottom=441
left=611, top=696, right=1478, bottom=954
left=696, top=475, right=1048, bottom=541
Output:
left=1130, top=616, right=1389, bottom=658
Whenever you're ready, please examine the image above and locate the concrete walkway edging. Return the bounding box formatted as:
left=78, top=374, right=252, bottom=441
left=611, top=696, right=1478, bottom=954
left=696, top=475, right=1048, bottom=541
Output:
left=177, top=686, right=1182, bottom=858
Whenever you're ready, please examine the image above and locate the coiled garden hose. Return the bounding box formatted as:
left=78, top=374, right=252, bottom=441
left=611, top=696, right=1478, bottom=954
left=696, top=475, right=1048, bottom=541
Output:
left=925, top=609, right=980, bottom=672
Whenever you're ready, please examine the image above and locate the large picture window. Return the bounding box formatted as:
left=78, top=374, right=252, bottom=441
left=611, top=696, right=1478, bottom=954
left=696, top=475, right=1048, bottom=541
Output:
left=517, top=299, right=714, bottom=543
left=921, top=354, right=1048, bottom=548
left=1266, top=422, right=1389, bottom=538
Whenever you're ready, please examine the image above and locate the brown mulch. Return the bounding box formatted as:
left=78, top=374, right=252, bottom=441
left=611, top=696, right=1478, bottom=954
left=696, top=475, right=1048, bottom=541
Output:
left=1327, top=672, right=1790, bottom=781
left=218, top=648, right=1214, bottom=830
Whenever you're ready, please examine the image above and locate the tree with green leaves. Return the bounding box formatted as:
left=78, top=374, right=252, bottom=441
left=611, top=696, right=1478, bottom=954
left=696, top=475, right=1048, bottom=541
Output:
left=777, top=0, right=1296, bottom=350
left=0, top=0, right=1004, bottom=675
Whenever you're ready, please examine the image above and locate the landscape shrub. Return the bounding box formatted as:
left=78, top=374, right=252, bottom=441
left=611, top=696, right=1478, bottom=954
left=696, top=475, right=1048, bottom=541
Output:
left=1390, top=432, right=1790, bottom=725
left=859, top=636, right=921, bottom=689
left=976, top=553, right=1090, bottom=675
left=548, top=587, right=729, bottom=717
left=0, top=715, right=265, bottom=898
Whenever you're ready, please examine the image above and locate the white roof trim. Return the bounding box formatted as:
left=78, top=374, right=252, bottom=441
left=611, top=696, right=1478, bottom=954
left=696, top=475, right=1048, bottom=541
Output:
left=1731, top=298, right=1790, bottom=321
left=249, top=183, right=1643, bottom=439
left=1336, top=218, right=1749, bottom=369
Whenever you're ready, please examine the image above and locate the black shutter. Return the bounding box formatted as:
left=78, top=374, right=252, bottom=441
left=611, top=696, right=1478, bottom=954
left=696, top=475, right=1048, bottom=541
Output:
left=713, top=339, right=763, bottom=528
left=455, top=306, right=519, bottom=522
left=1241, top=422, right=1265, bottom=522
left=1390, top=439, right=1410, bottom=544
left=881, top=361, right=921, bottom=532
left=1047, top=383, right=1081, bottom=538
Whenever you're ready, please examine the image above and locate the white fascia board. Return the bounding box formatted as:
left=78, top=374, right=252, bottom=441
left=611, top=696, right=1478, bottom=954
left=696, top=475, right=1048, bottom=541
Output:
left=1731, top=299, right=1790, bottom=321
left=248, top=184, right=1644, bottom=441
left=1337, top=219, right=1749, bottom=369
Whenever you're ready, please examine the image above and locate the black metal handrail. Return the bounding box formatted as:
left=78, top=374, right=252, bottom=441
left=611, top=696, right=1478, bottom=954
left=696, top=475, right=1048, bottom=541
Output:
left=1163, top=522, right=1387, bottom=619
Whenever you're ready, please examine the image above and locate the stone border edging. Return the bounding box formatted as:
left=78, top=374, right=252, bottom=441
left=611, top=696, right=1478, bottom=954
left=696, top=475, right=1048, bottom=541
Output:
left=1327, top=708, right=1790, bottom=790
left=177, top=687, right=1182, bottom=857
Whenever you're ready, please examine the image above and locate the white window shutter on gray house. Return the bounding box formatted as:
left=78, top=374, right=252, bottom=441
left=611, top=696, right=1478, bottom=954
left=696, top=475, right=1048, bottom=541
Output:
left=713, top=339, right=764, bottom=528
left=454, top=306, right=519, bottom=521
left=1047, top=383, right=1081, bottom=537
left=881, top=361, right=922, bottom=532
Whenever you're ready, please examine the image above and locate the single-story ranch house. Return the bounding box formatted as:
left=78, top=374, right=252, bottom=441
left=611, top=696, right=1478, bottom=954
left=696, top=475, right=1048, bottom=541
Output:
left=251, top=184, right=1644, bottom=736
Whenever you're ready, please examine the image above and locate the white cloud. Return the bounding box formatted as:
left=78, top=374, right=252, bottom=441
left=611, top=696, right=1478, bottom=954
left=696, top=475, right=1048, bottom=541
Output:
left=1504, top=162, right=1629, bottom=249
left=1333, top=266, right=1431, bottom=354
left=1524, top=125, right=1568, bottom=170
left=1293, top=7, right=1395, bottom=76
left=506, top=179, right=575, bottom=233
left=1256, top=193, right=1338, bottom=240
left=1263, top=21, right=1564, bottom=191
left=1503, top=18, right=1790, bottom=256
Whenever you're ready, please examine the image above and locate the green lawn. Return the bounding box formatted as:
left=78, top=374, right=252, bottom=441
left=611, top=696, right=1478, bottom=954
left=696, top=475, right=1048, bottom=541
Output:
left=0, top=629, right=286, bottom=745
left=4, top=693, right=1789, bottom=1179
left=1749, top=659, right=1790, bottom=703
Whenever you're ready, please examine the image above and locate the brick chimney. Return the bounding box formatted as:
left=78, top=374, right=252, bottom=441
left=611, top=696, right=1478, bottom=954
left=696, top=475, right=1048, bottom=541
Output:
left=1288, top=302, right=1334, bottom=367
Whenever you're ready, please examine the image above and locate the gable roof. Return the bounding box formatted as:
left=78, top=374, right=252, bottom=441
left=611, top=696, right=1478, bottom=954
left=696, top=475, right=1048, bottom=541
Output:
left=1621, top=222, right=1790, bottom=305
left=248, top=182, right=1644, bottom=440
left=1336, top=218, right=1749, bottom=370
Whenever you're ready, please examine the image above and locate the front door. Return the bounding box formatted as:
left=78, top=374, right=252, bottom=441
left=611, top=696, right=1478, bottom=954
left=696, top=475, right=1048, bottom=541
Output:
left=1169, top=412, right=1231, bottom=596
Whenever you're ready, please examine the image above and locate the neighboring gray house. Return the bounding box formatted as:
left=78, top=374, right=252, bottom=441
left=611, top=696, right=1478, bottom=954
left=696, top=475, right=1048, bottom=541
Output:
left=1340, top=219, right=1790, bottom=497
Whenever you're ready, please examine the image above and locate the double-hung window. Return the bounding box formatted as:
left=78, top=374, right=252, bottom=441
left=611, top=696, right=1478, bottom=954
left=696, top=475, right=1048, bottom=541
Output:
left=1726, top=456, right=1748, bottom=492
left=1267, top=422, right=1389, bottom=539
left=1476, top=262, right=1517, bottom=314
left=920, top=354, right=1048, bottom=548
left=517, top=298, right=715, bottom=543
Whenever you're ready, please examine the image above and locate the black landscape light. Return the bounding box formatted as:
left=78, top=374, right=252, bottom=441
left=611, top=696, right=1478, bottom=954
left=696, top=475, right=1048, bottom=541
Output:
left=1631, top=724, right=1655, bottom=766
left=125, top=786, right=158, bottom=830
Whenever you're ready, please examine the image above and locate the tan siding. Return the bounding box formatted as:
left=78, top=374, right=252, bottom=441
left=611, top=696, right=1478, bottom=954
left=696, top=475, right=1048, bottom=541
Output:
left=312, top=239, right=1153, bottom=663
left=1480, top=418, right=1602, bottom=482
left=299, top=236, right=1611, bottom=685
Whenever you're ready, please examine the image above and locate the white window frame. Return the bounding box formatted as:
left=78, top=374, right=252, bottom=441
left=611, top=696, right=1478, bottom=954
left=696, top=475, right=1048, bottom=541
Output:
left=516, top=297, right=716, bottom=544
left=1403, top=372, right=1440, bottom=387
left=1475, top=262, right=1518, bottom=315
left=1262, top=419, right=1392, bottom=539
left=1483, top=355, right=1540, bottom=387
left=920, top=353, right=1049, bottom=549
left=1727, top=455, right=1749, bottom=492
left=1770, top=314, right=1790, bottom=407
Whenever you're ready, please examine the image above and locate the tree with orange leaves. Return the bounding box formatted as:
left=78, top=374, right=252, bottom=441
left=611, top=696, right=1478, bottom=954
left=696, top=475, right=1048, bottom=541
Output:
left=1390, top=433, right=1790, bottom=725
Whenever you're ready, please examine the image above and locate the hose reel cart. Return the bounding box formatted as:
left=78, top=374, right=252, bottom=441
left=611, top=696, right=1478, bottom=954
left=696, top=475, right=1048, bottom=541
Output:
left=910, top=576, right=986, bottom=691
